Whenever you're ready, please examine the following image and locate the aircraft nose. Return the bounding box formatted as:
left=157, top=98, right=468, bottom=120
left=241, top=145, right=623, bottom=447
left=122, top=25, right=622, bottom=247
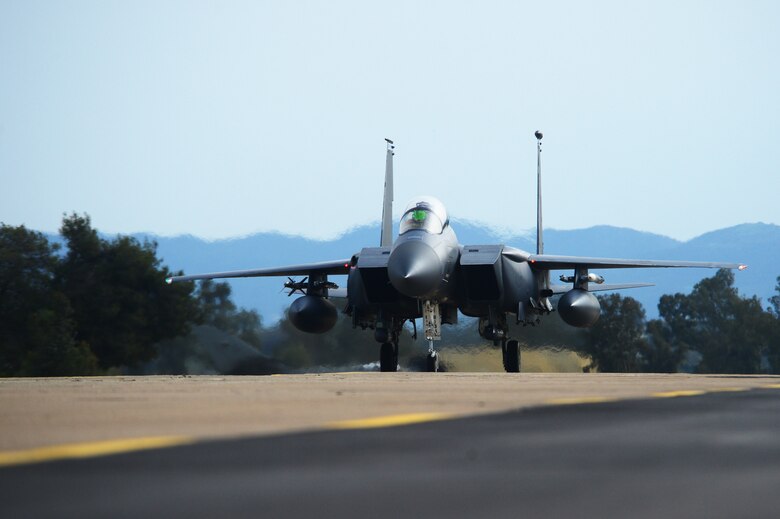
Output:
left=387, top=240, right=442, bottom=298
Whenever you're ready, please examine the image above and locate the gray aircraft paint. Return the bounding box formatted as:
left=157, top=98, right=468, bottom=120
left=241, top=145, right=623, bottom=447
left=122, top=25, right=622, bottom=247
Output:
left=380, top=139, right=394, bottom=248
left=167, top=135, right=745, bottom=372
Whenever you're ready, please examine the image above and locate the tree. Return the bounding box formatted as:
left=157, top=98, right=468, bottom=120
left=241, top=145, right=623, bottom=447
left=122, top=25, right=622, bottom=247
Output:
left=0, top=224, right=98, bottom=376
left=57, top=213, right=198, bottom=369
left=196, top=279, right=237, bottom=330
left=643, top=319, right=686, bottom=373
left=766, top=276, right=780, bottom=373
left=18, top=292, right=98, bottom=376
left=580, top=294, right=648, bottom=372
left=770, top=276, right=780, bottom=317
left=195, top=280, right=263, bottom=348
left=230, top=309, right=263, bottom=349
left=658, top=269, right=773, bottom=374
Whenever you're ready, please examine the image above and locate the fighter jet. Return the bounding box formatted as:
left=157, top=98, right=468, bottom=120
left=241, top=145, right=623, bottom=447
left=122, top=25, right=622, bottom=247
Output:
left=166, top=134, right=746, bottom=372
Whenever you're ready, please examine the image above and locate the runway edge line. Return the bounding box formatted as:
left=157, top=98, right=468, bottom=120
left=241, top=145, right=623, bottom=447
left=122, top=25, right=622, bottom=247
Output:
left=327, top=412, right=456, bottom=430
left=0, top=436, right=194, bottom=468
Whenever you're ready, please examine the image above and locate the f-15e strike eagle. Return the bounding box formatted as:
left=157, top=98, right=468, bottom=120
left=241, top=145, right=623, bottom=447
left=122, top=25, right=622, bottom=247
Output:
left=167, top=133, right=746, bottom=372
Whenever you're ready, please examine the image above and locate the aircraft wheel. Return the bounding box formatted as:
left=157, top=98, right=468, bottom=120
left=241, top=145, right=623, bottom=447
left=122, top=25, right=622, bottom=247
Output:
left=503, top=339, right=520, bottom=373
left=380, top=342, right=398, bottom=372
left=426, top=351, right=439, bottom=373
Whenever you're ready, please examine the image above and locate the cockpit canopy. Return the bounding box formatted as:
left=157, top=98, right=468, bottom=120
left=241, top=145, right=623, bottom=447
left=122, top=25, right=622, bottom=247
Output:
left=399, top=196, right=449, bottom=235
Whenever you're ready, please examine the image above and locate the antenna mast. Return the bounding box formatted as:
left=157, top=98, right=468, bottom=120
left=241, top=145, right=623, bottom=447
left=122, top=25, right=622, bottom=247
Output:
left=535, top=130, right=543, bottom=255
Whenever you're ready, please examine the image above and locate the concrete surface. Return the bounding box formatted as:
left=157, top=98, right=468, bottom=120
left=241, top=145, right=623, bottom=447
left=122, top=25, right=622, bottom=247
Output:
left=2, top=373, right=779, bottom=450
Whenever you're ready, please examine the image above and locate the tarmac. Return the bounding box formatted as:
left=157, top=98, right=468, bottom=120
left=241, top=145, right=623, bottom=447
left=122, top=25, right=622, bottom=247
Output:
left=2, top=372, right=780, bottom=451
left=2, top=373, right=780, bottom=517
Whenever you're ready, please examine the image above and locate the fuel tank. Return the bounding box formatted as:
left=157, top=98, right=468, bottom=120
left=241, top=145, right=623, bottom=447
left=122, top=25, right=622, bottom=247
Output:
left=558, top=289, right=601, bottom=328
left=288, top=295, right=338, bottom=333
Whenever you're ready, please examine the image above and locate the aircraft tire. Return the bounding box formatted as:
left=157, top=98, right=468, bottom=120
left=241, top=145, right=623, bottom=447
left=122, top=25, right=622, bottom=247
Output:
left=380, top=342, right=398, bottom=372
left=426, top=351, right=439, bottom=373
left=504, top=340, right=520, bottom=373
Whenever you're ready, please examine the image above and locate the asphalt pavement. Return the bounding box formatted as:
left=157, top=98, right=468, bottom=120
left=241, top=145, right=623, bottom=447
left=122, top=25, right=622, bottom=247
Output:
left=3, top=388, right=780, bottom=518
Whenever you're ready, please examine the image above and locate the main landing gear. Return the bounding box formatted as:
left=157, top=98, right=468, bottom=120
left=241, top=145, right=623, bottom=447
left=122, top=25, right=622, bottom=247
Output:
left=479, top=314, right=520, bottom=373
left=374, top=302, right=444, bottom=373
left=380, top=341, right=399, bottom=372
left=378, top=337, right=438, bottom=372
left=502, top=339, right=521, bottom=373
left=376, top=315, right=401, bottom=372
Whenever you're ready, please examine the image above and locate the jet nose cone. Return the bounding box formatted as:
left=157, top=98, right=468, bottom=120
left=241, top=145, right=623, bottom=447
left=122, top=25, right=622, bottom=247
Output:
left=387, top=240, right=441, bottom=298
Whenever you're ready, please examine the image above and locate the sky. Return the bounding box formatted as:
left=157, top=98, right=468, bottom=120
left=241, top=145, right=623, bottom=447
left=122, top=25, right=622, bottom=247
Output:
left=1, top=0, right=779, bottom=242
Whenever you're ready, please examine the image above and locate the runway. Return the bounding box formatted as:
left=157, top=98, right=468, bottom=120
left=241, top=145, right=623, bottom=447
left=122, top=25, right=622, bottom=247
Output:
left=2, top=374, right=780, bottom=517
left=2, top=373, right=779, bottom=450
left=2, top=387, right=780, bottom=518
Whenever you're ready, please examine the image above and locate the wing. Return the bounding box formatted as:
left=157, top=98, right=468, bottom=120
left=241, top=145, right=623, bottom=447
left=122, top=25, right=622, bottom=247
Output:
left=165, top=259, right=352, bottom=284
left=527, top=254, right=746, bottom=271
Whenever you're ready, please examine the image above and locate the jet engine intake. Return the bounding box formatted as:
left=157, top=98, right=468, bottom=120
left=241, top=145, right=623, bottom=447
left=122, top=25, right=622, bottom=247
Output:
left=288, top=295, right=338, bottom=333
left=557, top=289, right=600, bottom=328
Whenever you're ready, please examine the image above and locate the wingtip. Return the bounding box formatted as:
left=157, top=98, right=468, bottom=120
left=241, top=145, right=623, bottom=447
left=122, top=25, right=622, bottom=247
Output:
left=738, top=264, right=748, bottom=271
left=165, top=277, right=173, bottom=284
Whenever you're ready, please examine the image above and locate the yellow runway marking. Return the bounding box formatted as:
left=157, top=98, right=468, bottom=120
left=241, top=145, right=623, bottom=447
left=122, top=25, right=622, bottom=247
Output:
left=0, top=436, right=194, bottom=468
left=547, top=396, right=620, bottom=406
left=708, top=387, right=749, bottom=393
left=328, top=412, right=455, bottom=430
left=762, top=384, right=780, bottom=389
left=271, top=372, right=368, bottom=377
left=652, top=390, right=707, bottom=398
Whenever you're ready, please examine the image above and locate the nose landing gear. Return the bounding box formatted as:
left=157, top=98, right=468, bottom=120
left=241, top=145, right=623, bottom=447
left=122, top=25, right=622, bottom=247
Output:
left=422, top=301, right=441, bottom=372
left=425, top=341, right=439, bottom=372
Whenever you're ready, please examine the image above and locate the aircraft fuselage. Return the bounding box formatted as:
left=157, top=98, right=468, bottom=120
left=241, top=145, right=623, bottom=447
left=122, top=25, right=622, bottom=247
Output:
left=386, top=227, right=460, bottom=301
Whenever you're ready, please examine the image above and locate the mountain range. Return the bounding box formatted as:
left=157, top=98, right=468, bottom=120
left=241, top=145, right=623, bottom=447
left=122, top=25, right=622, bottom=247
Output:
left=143, top=221, right=780, bottom=323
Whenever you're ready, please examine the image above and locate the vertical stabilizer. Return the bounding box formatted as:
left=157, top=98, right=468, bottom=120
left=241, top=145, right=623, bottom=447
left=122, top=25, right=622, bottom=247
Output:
left=535, top=131, right=543, bottom=255
left=381, top=138, right=395, bottom=247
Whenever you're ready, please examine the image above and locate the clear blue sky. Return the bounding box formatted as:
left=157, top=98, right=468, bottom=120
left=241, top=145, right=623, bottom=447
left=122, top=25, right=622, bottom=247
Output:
left=2, top=1, right=778, bottom=241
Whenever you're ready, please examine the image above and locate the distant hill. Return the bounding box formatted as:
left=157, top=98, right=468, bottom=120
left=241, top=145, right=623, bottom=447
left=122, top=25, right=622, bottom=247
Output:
left=143, top=221, right=780, bottom=322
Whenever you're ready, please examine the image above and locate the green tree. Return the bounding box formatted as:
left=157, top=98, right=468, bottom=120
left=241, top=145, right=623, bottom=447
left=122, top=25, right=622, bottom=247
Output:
left=658, top=269, right=772, bottom=374
left=770, top=276, right=780, bottom=317
left=0, top=224, right=98, bottom=376
left=580, top=294, right=647, bottom=372
left=196, top=279, right=237, bottom=330
left=767, top=276, right=780, bottom=373
left=230, top=309, right=263, bottom=349
left=644, top=318, right=686, bottom=373
left=57, top=213, right=198, bottom=370
left=19, top=293, right=98, bottom=376
left=195, top=280, right=263, bottom=348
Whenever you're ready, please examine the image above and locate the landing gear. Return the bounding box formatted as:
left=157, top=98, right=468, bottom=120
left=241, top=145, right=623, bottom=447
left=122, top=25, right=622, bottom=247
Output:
left=478, top=310, right=507, bottom=345
left=425, top=340, right=439, bottom=372
left=502, top=339, right=520, bottom=373
left=380, top=342, right=398, bottom=372
left=376, top=313, right=402, bottom=372
left=422, top=301, right=441, bottom=373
